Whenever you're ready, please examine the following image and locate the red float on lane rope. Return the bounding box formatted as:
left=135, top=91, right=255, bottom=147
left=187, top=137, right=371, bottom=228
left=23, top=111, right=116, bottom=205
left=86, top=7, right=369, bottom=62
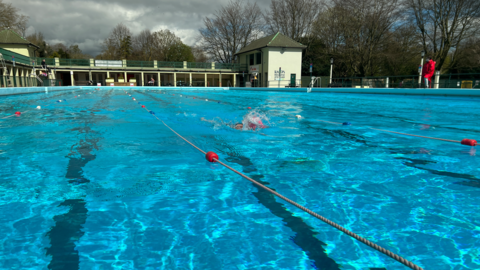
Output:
left=248, top=107, right=251, bottom=110
left=15, top=112, right=21, bottom=115
left=206, top=151, right=219, bottom=162
left=461, top=139, right=477, bottom=146
left=141, top=105, right=145, bottom=108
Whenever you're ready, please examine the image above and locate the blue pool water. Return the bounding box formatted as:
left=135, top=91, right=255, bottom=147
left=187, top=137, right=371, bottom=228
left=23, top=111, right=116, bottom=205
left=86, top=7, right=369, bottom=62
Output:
left=1, top=88, right=479, bottom=270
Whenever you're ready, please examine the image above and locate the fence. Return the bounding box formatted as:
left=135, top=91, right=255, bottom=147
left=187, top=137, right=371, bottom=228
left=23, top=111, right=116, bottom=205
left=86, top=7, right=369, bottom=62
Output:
left=301, top=76, right=329, bottom=87
left=438, top=73, right=480, bottom=88
left=126, top=61, right=154, bottom=68
left=0, top=48, right=32, bottom=65
left=266, top=79, right=302, bottom=88
left=0, top=48, right=243, bottom=72
left=59, top=59, right=90, bottom=67
left=41, top=79, right=63, bottom=86
left=36, top=58, right=56, bottom=66
left=187, top=62, right=211, bottom=69
left=330, top=73, right=480, bottom=89
left=157, top=62, right=183, bottom=69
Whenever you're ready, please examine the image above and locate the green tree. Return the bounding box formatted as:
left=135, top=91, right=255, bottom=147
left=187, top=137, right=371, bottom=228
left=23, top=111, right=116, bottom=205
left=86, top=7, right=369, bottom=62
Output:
left=0, top=0, right=28, bottom=34
left=100, top=23, right=132, bottom=60
left=120, top=35, right=132, bottom=59
left=55, top=48, right=70, bottom=59
left=405, top=0, right=480, bottom=72
left=165, top=43, right=195, bottom=62
left=49, top=51, right=61, bottom=58
left=69, top=44, right=91, bottom=59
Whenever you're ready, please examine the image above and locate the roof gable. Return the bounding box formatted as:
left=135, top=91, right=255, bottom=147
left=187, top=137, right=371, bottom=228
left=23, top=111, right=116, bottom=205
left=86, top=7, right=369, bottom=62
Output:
left=0, top=29, right=36, bottom=47
left=235, top=33, right=306, bottom=55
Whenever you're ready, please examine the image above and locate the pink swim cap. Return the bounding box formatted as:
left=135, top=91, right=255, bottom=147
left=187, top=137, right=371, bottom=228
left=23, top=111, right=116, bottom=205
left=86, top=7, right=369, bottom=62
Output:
left=248, top=117, right=265, bottom=130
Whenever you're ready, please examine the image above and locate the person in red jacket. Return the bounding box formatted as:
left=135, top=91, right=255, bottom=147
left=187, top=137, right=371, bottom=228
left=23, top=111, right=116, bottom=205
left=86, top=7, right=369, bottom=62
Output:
left=427, top=58, right=436, bottom=88
left=422, top=57, right=436, bottom=88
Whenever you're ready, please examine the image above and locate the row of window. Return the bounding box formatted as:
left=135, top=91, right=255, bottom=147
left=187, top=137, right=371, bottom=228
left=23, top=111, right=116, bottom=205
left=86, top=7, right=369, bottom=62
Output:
left=247, top=52, right=262, bottom=66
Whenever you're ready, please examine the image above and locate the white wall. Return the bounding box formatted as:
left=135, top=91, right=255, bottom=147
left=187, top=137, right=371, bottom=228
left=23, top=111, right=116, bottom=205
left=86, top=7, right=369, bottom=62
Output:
left=262, top=47, right=269, bottom=87
left=267, top=48, right=303, bottom=88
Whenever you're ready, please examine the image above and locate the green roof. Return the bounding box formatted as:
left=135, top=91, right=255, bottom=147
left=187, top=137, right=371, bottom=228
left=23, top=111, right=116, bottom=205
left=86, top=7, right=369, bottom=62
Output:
left=235, top=33, right=306, bottom=55
left=0, top=29, right=39, bottom=48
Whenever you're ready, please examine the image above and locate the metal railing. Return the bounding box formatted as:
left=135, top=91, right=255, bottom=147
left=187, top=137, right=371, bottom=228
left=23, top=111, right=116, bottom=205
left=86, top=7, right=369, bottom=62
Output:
left=330, top=74, right=480, bottom=89
left=157, top=62, right=183, bottom=69
left=41, top=79, right=63, bottom=86
left=187, top=62, right=211, bottom=69
left=36, top=58, right=56, bottom=66
left=235, top=64, right=248, bottom=72
left=438, top=73, right=480, bottom=88
left=0, top=48, right=32, bottom=65
left=59, top=58, right=90, bottom=67
left=216, top=63, right=244, bottom=71
left=126, top=60, right=154, bottom=68
left=267, top=79, right=302, bottom=88
left=191, top=80, right=206, bottom=86
left=0, top=48, right=242, bottom=72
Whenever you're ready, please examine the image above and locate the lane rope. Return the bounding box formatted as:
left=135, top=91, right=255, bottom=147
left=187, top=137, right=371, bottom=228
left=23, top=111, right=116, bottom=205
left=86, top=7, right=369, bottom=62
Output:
left=316, top=120, right=477, bottom=146
left=123, top=89, right=424, bottom=270
left=1, top=87, right=92, bottom=120
left=153, top=89, right=478, bottom=145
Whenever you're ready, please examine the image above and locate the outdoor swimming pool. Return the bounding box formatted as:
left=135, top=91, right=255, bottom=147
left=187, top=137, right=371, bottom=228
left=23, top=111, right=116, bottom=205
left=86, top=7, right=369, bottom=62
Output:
left=1, top=88, right=479, bottom=270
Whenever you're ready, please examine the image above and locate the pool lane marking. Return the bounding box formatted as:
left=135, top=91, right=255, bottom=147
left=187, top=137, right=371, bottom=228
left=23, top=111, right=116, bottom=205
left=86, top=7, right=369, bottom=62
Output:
left=315, top=119, right=477, bottom=146
left=1, top=110, right=32, bottom=119
left=156, top=90, right=238, bottom=106
left=122, top=89, right=424, bottom=270
left=159, top=90, right=479, bottom=136
left=0, top=88, right=100, bottom=120
left=131, top=89, right=477, bottom=145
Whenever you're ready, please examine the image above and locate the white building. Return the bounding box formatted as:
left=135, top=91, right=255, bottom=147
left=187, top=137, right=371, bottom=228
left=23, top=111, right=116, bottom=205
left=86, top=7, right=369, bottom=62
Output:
left=235, top=32, right=306, bottom=88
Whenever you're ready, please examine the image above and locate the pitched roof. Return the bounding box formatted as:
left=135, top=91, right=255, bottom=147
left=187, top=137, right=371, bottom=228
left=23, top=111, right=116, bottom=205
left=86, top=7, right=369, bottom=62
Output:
left=0, top=29, right=39, bottom=48
left=235, top=33, right=306, bottom=55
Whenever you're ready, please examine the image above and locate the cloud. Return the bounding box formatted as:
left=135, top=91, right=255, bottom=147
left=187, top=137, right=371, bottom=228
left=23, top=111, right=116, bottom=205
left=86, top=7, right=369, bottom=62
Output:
left=7, top=0, right=270, bottom=57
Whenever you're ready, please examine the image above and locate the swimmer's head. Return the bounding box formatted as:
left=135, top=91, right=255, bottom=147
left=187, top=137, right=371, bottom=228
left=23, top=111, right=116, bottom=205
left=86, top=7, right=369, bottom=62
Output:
left=234, top=123, right=243, bottom=130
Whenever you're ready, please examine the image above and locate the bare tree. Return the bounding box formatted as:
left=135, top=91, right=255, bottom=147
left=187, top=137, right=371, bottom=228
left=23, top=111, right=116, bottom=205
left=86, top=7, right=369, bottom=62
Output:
left=151, top=29, right=183, bottom=61
left=69, top=44, right=91, bottom=59
left=199, top=0, right=263, bottom=63
left=26, top=31, right=44, bottom=46
left=264, top=0, right=322, bottom=41
left=100, top=23, right=133, bottom=60
left=0, top=0, right=28, bottom=34
left=132, top=29, right=155, bottom=61
left=314, top=0, right=403, bottom=76
left=191, top=46, right=209, bottom=62
left=381, top=24, right=422, bottom=75
left=26, top=32, right=54, bottom=57
left=446, top=38, right=480, bottom=73
left=405, top=0, right=480, bottom=71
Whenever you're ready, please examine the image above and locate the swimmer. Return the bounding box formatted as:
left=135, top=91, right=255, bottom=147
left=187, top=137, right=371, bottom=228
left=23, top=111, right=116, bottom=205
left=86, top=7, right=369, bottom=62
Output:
left=201, top=112, right=269, bottom=131
left=233, top=123, right=243, bottom=130
left=201, top=117, right=243, bottom=130
left=243, top=115, right=266, bottom=130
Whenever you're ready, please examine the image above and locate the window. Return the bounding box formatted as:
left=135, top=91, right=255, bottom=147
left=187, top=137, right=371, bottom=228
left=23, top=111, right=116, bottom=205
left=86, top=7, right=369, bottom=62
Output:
left=249, top=54, right=254, bottom=65
left=256, top=53, right=261, bottom=64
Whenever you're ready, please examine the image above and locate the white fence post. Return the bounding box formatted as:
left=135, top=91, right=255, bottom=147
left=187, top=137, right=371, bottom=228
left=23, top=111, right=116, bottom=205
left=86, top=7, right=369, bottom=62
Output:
left=434, top=71, right=440, bottom=89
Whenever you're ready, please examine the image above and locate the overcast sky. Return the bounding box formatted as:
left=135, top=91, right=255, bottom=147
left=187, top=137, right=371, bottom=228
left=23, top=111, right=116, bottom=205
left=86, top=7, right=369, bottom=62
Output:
left=7, top=0, right=270, bottom=57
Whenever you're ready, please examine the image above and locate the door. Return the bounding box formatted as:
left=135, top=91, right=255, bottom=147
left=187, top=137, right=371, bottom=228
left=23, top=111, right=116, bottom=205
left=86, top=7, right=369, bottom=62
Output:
left=290, top=74, right=296, bottom=87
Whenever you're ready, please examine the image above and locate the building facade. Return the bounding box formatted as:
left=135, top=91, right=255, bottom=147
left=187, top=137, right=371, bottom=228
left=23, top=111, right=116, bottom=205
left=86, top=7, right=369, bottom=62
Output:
left=0, top=29, right=39, bottom=87
left=234, top=33, right=306, bottom=88
left=1, top=30, right=305, bottom=88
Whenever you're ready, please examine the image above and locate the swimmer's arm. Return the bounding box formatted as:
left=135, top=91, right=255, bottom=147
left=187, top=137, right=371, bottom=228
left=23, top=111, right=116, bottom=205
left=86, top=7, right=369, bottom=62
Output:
left=200, top=117, right=215, bottom=124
